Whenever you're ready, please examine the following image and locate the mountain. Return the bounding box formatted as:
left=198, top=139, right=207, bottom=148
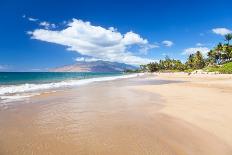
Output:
left=50, top=61, right=138, bottom=72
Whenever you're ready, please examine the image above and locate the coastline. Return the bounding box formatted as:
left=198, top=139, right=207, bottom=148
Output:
left=0, top=73, right=232, bottom=154
left=0, top=73, right=143, bottom=103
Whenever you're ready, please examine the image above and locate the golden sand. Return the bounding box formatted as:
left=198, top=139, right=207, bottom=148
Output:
left=0, top=74, right=232, bottom=155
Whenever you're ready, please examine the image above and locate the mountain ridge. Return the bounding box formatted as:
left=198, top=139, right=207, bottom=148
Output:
left=50, top=61, right=138, bottom=72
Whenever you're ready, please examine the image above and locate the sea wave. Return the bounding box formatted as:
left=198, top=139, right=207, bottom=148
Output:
left=0, top=73, right=142, bottom=99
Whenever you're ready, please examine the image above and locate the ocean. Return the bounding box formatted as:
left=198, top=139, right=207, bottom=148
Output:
left=0, top=72, right=138, bottom=102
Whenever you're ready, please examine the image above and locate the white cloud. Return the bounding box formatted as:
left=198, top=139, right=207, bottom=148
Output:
left=22, top=14, right=38, bottom=22
left=123, top=31, right=148, bottom=45
left=29, top=19, right=155, bottom=65
left=212, top=28, right=232, bottom=36
left=28, top=17, right=38, bottom=22
left=182, top=47, right=210, bottom=56
left=196, top=43, right=204, bottom=46
left=139, top=43, right=159, bottom=54
left=162, top=40, right=174, bottom=47
left=39, top=21, right=56, bottom=29
left=75, top=57, right=102, bottom=62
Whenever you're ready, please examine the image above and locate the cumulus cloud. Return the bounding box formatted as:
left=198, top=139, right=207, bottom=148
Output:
left=212, top=28, right=232, bottom=36
left=122, top=31, right=148, bottom=45
left=28, top=19, right=155, bottom=65
left=182, top=47, right=210, bottom=56
left=162, top=40, right=174, bottom=47
left=39, top=21, right=56, bottom=29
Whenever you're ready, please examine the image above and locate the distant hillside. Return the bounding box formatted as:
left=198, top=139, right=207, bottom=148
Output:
left=50, top=61, right=138, bottom=72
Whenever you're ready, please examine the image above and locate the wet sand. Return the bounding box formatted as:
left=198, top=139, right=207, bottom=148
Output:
left=0, top=75, right=232, bottom=155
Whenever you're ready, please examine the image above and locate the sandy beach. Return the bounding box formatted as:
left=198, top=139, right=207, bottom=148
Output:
left=0, top=73, right=232, bottom=155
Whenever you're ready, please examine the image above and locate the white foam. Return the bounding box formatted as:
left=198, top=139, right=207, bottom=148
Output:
left=0, top=73, right=142, bottom=97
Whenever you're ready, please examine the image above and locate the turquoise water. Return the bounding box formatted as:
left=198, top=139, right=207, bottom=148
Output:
left=0, top=72, right=138, bottom=100
left=0, top=72, right=122, bottom=85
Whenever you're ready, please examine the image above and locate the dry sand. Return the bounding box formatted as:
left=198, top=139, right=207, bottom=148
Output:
left=134, top=73, right=232, bottom=154
left=0, top=73, right=232, bottom=155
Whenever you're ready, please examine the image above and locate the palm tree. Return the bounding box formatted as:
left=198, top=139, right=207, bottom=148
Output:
left=194, top=51, right=205, bottom=69
left=207, top=50, right=217, bottom=64
left=186, top=54, right=195, bottom=68
left=215, top=42, right=224, bottom=63
left=147, top=62, right=159, bottom=72
left=225, top=33, right=232, bottom=45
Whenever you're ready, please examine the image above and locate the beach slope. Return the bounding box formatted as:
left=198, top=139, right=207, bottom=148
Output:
left=0, top=74, right=232, bottom=155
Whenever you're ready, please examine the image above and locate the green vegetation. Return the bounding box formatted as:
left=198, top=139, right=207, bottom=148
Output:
left=204, top=62, right=232, bottom=74
left=124, top=69, right=141, bottom=73
left=125, top=33, right=232, bottom=74
left=140, top=56, right=187, bottom=72
left=186, top=51, right=205, bottom=69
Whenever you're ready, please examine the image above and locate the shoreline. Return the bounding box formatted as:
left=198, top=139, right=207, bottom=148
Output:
left=0, top=73, right=232, bottom=154
left=0, top=73, right=144, bottom=103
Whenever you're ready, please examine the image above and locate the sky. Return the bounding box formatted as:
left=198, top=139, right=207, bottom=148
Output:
left=0, top=0, right=232, bottom=71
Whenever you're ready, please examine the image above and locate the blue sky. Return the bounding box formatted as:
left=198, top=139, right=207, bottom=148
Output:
left=0, top=0, right=232, bottom=71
